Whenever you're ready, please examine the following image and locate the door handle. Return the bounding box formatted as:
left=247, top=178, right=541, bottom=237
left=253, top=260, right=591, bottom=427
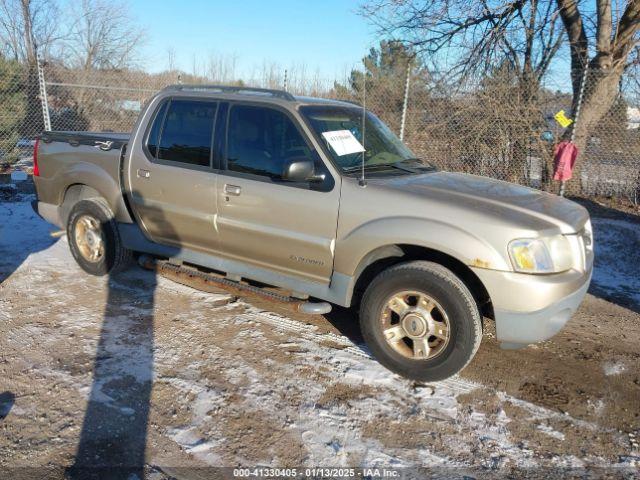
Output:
left=224, top=184, right=241, bottom=196
left=137, top=169, right=150, bottom=179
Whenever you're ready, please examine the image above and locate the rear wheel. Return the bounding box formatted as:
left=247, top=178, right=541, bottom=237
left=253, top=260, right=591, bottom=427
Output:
left=360, top=261, right=482, bottom=381
left=67, top=199, right=132, bottom=276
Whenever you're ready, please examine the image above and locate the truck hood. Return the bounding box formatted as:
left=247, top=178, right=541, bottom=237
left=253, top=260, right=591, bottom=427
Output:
left=375, top=171, right=589, bottom=234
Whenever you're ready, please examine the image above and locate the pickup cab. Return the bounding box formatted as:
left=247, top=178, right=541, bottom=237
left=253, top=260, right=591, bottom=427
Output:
left=32, top=85, right=593, bottom=381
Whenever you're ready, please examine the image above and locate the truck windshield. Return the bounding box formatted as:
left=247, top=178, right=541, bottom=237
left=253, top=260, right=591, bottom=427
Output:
left=300, top=105, right=432, bottom=174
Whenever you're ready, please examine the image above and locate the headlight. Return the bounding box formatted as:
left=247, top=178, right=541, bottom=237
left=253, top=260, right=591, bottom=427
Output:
left=508, top=235, right=573, bottom=274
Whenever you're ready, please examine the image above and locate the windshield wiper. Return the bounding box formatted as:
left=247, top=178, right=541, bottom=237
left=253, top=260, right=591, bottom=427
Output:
left=396, top=158, right=438, bottom=172
left=342, top=162, right=414, bottom=174
left=342, top=158, right=437, bottom=174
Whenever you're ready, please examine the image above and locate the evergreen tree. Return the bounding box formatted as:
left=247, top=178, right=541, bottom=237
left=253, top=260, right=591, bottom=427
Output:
left=0, top=56, right=26, bottom=163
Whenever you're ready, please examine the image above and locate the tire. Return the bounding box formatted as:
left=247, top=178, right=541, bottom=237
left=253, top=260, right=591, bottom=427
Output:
left=359, top=261, right=482, bottom=381
left=67, top=198, right=132, bottom=276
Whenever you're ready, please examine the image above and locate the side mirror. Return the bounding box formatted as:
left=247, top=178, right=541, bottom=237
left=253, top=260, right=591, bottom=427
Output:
left=282, top=158, right=325, bottom=183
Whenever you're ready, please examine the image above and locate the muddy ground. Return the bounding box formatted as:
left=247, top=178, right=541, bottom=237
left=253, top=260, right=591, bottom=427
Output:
left=0, top=186, right=639, bottom=478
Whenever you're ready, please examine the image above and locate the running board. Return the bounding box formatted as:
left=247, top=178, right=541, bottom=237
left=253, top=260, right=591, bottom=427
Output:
left=138, top=255, right=332, bottom=315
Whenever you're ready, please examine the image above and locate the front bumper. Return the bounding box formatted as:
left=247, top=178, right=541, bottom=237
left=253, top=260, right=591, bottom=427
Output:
left=471, top=266, right=592, bottom=348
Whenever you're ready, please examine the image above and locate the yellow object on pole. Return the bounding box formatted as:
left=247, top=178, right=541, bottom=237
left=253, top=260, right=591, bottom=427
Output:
left=554, top=110, right=573, bottom=128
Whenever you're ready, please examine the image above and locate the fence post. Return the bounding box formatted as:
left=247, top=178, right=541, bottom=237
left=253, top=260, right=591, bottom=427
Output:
left=560, top=63, right=589, bottom=197
left=36, top=55, right=51, bottom=132
left=399, top=58, right=412, bottom=141
left=283, top=69, right=288, bottom=92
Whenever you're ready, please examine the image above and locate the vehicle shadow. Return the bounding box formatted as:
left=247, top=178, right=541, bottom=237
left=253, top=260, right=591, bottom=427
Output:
left=66, top=269, right=157, bottom=479
left=571, top=197, right=640, bottom=314
left=67, top=200, right=177, bottom=479
left=0, top=190, right=58, bottom=284
left=571, top=196, right=640, bottom=222
left=323, top=305, right=364, bottom=345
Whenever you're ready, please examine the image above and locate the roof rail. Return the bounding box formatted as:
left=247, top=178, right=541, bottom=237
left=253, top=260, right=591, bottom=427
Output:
left=162, top=84, right=296, bottom=101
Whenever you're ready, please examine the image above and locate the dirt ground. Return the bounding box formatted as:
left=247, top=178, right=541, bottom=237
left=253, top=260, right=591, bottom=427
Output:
left=1, top=185, right=639, bottom=478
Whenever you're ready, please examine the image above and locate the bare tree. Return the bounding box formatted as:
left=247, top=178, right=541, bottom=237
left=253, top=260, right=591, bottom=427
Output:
left=361, top=0, right=640, bottom=191
left=361, top=0, right=566, bottom=100
left=165, top=46, right=176, bottom=73
left=0, top=0, right=62, bottom=136
left=556, top=0, right=640, bottom=155
left=285, top=63, right=331, bottom=95
left=255, top=60, right=284, bottom=89
left=63, top=0, right=144, bottom=71
left=0, top=0, right=61, bottom=61
left=204, top=51, right=239, bottom=84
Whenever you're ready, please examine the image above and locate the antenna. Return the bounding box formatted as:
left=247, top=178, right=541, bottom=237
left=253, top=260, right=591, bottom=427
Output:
left=359, top=70, right=367, bottom=187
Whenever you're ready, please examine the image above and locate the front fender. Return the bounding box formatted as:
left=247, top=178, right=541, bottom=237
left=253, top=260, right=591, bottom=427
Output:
left=334, top=216, right=511, bottom=278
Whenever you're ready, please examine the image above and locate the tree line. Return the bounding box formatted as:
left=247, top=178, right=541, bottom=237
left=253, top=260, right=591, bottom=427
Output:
left=2, top=0, right=638, bottom=194
left=0, top=0, right=144, bottom=143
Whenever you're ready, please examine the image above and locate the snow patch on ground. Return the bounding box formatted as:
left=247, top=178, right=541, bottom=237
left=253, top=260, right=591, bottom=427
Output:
left=591, top=218, right=640, bottom=308
left=602, top=361, right=626, bottom=376
left=10, top=171, right=28, bottom=182
left=167, top=426, right=223, bottom=465
left=163, top=377, right=226, bottom=465
left=0, top=199, right=59, bottom=280
left=537, top=423, right=566, bottom=440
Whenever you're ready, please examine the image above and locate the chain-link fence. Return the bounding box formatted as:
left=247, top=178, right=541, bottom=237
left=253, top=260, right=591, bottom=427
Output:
left=1, top=57, right=639, bottom=204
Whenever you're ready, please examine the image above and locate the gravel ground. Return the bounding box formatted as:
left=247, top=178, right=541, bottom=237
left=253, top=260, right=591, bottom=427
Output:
left=1, top=188, right=639, bottom=478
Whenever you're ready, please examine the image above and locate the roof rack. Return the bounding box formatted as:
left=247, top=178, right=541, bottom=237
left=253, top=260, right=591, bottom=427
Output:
left=162, top=84, right=296, bottom=101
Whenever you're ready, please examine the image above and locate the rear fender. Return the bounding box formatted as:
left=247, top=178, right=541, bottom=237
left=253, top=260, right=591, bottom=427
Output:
left=57, top=162, right=132, bottom=224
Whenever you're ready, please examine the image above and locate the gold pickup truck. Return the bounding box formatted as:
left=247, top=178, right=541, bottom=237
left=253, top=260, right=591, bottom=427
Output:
left=32, top=85, right=593, bottom=381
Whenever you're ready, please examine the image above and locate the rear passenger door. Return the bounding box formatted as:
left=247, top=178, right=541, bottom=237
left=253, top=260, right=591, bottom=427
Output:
left=215, top=103, right=341, bottom=284
left=128, top=98, right=220, bottom=253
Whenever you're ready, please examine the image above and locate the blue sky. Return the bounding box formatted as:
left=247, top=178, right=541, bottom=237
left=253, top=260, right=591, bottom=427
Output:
left=129, top=0, right=377, bottom=80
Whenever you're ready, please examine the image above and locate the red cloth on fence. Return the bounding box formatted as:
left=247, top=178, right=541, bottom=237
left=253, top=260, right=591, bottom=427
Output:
left=553, top=140, right=578, bottom=182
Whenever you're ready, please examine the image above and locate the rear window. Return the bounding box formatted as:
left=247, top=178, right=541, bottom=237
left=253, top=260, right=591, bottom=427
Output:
left=147, top=99, right=217, bottom=167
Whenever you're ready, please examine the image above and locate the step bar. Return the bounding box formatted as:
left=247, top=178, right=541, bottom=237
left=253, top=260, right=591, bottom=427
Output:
left=138, top=255, right=332, bottom=315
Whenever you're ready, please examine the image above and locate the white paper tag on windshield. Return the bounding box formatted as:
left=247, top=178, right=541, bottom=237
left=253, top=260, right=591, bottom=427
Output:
left=321, top=130, right=365, bottom=156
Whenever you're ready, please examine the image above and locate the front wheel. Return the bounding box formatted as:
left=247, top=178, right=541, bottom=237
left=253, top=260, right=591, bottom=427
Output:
left=67, top=199, right=132, bottom=276
left=360, top=261, right=482, bottom=381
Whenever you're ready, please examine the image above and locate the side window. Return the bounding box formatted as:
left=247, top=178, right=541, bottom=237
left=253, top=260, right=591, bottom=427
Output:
left=146, top=100, right=168, bottom=158
left=157, top=100, right=216, bottom=167
left=227, top=105, right=312, bottom=179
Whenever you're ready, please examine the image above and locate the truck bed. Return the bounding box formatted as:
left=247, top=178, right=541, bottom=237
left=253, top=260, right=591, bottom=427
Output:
left=40, top=131, right=130, bottom=149
left=35, top=130, right=133, bottom=225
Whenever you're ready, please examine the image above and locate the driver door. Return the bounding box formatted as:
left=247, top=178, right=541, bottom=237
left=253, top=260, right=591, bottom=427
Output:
left=215, top=103, right=340, bottom=284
